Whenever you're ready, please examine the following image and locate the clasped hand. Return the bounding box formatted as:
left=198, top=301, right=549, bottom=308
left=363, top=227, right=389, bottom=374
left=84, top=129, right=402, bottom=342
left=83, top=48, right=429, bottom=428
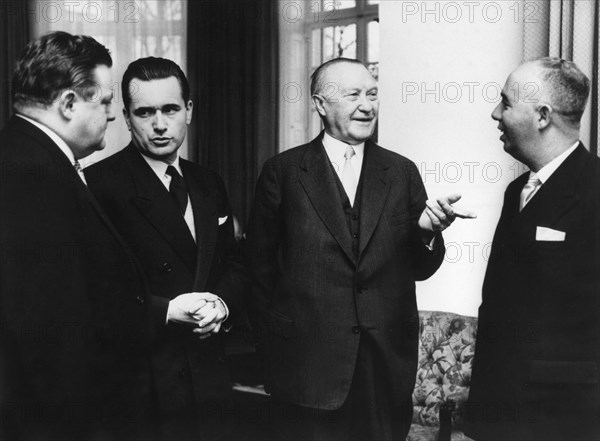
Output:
left=418, top=193, right=477, bottom=233
left=167, top=292, right=227, bottom=339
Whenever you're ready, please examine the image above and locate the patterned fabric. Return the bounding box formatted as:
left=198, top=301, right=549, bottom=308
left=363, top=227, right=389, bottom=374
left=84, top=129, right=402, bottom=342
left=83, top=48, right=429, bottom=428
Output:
left=410, top=310, right=477, bottom=434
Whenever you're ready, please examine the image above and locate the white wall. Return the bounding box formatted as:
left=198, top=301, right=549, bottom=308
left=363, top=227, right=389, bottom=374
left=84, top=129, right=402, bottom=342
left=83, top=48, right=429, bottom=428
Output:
left=379, top=1, right=525, bottom=316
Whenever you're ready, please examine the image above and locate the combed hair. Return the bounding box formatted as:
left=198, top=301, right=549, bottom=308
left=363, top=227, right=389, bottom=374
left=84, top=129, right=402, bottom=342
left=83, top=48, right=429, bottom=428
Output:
left=122, top=57, right=190, bottom=110
left=12, top=31, right=112, bottom=107
left=310, top=58, right=366, bottom=96
left=536, top=57, right=590, bottom=124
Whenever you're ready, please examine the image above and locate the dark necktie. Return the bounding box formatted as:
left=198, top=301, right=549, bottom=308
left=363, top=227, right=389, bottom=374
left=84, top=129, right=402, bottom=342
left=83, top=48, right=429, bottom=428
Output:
left=166, top=165, right=188, bottom=215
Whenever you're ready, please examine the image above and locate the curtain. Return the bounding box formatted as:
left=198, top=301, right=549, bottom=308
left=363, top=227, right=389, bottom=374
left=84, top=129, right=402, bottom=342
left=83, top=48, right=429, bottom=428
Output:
left=1, top=1, right=30, bottom=130
left=187, top=0, right=279, bottom=229
left=523, top=0, right=599, bottom=156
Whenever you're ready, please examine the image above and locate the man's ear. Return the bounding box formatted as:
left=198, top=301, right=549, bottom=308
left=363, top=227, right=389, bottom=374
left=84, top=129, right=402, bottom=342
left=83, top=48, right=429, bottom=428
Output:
left=58, top=90, right=77, bottom=120
left=185, top=100, right=194, bottom=124
left=123, top=108, right=131, bottom=130
left=312, top=94, right=326, bottom=117
left=536, top=104, right=552, bottom=129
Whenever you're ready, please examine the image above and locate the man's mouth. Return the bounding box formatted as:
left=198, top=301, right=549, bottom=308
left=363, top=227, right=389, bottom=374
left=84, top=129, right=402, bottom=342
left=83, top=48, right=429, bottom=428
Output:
left=151, top=137, right=171, bottom=146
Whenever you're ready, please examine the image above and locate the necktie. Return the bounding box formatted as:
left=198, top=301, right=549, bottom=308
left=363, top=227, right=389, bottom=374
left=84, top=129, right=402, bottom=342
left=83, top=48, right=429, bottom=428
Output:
left=341, top=145, right=358, bottom=206
left=519, top=174, right=541, bottom=211
left=166, top=165, right=188, bottom=215
left=74, top=160, right=87, bottom=185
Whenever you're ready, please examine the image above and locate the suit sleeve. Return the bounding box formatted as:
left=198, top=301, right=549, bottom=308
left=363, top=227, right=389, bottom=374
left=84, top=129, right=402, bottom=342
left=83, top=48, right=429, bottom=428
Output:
left=245, top=159, right=281, bottom=323
left=407, top=161, right=445, bottom=280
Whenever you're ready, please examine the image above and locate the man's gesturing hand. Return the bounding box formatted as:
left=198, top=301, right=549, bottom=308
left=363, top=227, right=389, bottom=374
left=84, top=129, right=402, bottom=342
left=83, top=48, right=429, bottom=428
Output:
left=418, top=193, right=477, bottom=233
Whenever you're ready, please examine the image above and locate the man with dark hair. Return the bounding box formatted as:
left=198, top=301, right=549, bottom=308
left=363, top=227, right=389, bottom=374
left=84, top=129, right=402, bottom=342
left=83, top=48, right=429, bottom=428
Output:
left=464, top=57, right=600, bottom=440
left=246, top=57, right=475, bottom=440
left=85, top=57, right=246, bottom=440
left=0, top=31, right=156, bottom=440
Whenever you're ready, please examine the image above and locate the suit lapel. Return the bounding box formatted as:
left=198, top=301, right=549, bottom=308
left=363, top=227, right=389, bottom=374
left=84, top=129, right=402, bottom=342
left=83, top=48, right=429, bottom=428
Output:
left=180, top=159, right=218, bottom=290
left=12, top=118, right=146, bottom=274
left=123, top=145, right=197, bottom=273
left=358, top=141, right=391, bottom=257
left=299, top=136, right=356, bottom=265
left=519, top=144, right=588, bottom=227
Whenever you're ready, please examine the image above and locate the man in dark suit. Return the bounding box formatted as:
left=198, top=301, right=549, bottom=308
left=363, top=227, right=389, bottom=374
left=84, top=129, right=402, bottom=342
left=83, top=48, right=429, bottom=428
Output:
left=85, top=57, right=246, bottom=440
left=0, top=32, right=156, bottom=440
left=246, top=58, right=476, bottom=440
left=464, top=58, right=600, bottom=440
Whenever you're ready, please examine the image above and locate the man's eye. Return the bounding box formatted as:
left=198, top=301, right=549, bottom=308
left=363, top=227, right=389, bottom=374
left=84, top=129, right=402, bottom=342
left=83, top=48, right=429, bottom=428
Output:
left=368, top=93, right=378, bottom=100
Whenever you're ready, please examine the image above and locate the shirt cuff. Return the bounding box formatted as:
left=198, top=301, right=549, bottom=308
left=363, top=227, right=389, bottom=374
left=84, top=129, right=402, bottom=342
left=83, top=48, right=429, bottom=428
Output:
left=425, top=235, right=437, bottom=251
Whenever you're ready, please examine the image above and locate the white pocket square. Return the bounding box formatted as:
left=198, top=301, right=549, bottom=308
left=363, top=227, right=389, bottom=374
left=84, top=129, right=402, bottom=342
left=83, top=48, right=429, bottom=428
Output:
left=536, top=226, right=565, bottom=241
left=218, top=216, right=228, bottom=226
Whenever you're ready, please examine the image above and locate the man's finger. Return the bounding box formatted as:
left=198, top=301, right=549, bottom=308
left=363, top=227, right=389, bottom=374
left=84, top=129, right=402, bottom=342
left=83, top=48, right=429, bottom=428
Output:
left=444, top=193, right=462, bottom=205
left=425, top=200, right=448, bottom=223
left=453, top=207, right=478, bottom=219
left=425, top=207, right=441, bottom=229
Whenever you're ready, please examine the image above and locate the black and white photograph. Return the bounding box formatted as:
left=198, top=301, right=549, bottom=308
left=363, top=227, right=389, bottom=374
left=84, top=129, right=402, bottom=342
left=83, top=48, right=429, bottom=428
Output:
left=1, top=1, right=599, bottom=440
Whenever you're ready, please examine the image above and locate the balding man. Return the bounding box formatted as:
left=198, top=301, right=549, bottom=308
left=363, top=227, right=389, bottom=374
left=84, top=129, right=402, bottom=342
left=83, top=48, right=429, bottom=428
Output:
left=465, top=57, right=600, bottom=440
left=246, top=58, right=475, bottom=440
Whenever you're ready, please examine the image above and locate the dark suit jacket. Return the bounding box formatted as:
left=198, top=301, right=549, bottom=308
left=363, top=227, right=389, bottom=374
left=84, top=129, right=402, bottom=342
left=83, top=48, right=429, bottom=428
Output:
left=0, top=117, right=156, bottom=440
left=465, top=144, right=600, bottom=440
left=85, top=144, right=246, bottom=437
left=246, top=134, right=445, bottom=410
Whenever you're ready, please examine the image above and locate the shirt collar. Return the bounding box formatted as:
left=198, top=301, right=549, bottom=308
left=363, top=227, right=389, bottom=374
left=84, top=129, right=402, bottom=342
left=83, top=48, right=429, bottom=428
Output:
left=16, top=113, right=76, bottom=165
left=534, top=141, right=579, bottom=184
left=322, top=132, right=364, bottom=172
left=138, top=150, right=182, bottom=180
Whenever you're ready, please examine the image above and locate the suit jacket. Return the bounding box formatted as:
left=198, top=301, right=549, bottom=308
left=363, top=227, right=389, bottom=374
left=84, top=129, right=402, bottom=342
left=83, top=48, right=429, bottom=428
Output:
left=246, top=133, right=445, bottom=410
left=85, top=144, right=246, bottom=437
left=465, top=144, right=600, bottom=440
left=0, top=117, right=156, bottom=440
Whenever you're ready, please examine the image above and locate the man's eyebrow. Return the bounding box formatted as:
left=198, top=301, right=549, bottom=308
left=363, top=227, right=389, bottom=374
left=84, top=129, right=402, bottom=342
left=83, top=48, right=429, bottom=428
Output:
left=133, top=106, right=156, bottom=113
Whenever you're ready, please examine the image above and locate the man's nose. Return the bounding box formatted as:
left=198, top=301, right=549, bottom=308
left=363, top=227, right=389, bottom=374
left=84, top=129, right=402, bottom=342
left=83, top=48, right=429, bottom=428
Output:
left=106, top=103, right=116, bottom=122
left=358, top=94, right=374, bottom=112
left=153, top=111, right=167, bottom=131
left=491, top=103, right=501, bottom=121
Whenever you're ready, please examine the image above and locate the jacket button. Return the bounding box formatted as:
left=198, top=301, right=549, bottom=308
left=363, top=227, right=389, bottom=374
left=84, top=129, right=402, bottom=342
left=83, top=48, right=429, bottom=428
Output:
left=136, top=296, right=145, bottom=305
left=352, top=215, right=359, bottom=221
left=161, top=262, right=173, bottom=273
left=352, top=233, right=358, bottom=239
left=178, top=368, right=186, bottom=378
left=352, top=326, right=361, bottom=334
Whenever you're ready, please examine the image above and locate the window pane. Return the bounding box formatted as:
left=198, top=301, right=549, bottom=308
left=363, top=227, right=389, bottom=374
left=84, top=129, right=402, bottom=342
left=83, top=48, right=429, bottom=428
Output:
left=367, top=20, right=379, bottom=80
left=324, top=0, right=356, bottom=10
left=139, top=0, right=182, bottom=21
left=320, top=24, right=357, bottom=62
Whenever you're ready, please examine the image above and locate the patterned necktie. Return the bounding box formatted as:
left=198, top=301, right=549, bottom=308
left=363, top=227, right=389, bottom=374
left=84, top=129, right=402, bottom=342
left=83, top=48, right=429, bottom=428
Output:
left=519, top=174, right=541, bottom=211
left=341, top=145, right=358, bottom=206
left=166, top=165, right=188, bottom=215
left=74, top=160, right=87, bottom=185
